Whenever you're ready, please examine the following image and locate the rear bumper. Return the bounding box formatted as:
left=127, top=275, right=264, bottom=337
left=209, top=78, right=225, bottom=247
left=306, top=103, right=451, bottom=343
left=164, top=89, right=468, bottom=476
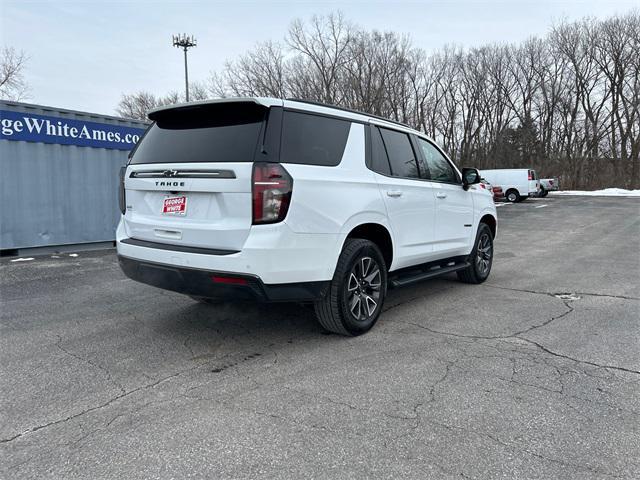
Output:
left=118, top=255, right=329, bottom=302
left=116, top=219, right=344, bottom=284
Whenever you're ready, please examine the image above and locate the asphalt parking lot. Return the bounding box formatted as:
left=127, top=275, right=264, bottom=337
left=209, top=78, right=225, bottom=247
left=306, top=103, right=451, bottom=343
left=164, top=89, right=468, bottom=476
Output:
left=1, top=195, right=639, bottom=479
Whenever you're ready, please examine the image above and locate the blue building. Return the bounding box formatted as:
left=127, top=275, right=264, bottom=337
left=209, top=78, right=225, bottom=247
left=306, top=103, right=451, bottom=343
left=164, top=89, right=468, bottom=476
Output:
left=0, top=100, right=148, bottom=253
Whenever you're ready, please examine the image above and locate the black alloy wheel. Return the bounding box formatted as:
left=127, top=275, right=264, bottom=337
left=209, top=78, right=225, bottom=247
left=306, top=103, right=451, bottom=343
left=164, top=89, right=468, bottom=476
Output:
left=475, top=230, right=493, bottom=278
left=457, top=223, right=494, bottom=284
left=314, top=239, right=387, bottom=336
left=346, top=256, right=382, bottom=322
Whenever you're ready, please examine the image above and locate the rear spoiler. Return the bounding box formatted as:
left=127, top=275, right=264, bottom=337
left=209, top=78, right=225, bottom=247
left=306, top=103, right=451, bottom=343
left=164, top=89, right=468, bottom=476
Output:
left=148, top=97, right=283, bottom=121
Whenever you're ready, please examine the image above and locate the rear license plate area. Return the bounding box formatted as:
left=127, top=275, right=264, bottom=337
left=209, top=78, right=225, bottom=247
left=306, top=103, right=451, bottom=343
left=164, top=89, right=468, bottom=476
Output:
left=162, top=196, right=187, bottom=215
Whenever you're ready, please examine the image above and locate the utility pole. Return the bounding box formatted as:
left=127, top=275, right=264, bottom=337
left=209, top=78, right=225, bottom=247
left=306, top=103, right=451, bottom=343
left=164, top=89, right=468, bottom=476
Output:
left=172, top=34, right=197, bottom=102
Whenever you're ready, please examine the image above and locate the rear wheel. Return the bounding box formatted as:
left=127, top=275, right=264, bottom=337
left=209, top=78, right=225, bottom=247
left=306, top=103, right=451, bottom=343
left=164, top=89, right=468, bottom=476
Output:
left=505, top=189, right=520, bottom=203
left=315, top=239, right=387, bottom=336
left=457, top=223, right=493, bottom=284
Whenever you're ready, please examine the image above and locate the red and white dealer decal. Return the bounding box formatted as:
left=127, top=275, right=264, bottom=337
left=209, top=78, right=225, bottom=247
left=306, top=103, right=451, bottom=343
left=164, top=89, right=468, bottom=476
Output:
left=162, top=196, right=187, bottom=215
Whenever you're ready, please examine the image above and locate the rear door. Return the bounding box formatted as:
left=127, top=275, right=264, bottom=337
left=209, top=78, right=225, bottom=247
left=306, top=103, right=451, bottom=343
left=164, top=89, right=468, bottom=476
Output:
left=369, top=125, right=437, bottom=269
left=122, top=101, right=279, bottom=251
left=528, top=169, right=539, bottom=194
left=414, top=136, right=474, bottom=256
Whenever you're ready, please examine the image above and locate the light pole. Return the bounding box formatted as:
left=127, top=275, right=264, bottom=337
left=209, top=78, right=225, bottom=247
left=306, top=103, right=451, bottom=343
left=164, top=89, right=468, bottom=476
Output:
left=172, top=34, right=197, bottom=102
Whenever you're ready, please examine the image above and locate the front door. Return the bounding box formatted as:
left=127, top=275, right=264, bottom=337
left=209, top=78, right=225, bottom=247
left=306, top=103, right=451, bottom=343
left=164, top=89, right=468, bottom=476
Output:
left=415, top=137, right=474, bottom=256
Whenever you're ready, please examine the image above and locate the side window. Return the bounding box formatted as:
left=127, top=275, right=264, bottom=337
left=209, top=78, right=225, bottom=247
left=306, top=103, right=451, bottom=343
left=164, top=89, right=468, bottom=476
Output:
left=280, top=111, right=351, bottom=166
left=379, top=128, right=420, bottom=179
left=369, top=126, right=391, bottom=175
left=417, top=138, right=458, bottom=183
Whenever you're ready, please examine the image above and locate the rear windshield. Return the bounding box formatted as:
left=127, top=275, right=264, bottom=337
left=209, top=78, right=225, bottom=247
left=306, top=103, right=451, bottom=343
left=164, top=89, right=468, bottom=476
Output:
left=130, top=102, right=266, bottom=164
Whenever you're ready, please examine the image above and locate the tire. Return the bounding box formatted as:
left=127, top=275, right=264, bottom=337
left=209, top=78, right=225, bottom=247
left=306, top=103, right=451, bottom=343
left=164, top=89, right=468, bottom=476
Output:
left=189, top=295, right=223, bottom=305
left=505, top=189, right=520, bottom=203
left=457, top=223, right=494, bottom=284
left=314, top=238, right=387, bottom=336
left=540, top=187, right=548, bottom=197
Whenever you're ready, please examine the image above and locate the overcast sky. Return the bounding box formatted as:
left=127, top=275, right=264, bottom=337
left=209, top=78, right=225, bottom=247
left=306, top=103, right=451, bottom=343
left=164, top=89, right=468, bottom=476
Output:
left=1, top=0, right=637, bottom=116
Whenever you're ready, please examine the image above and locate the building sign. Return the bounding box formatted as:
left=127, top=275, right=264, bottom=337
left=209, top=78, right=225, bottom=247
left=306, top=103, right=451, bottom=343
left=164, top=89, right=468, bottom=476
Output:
left=0, top=109, right=147, bottom=150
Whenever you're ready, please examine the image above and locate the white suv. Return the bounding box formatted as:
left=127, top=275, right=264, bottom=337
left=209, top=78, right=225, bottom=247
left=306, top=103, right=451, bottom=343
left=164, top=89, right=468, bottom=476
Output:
left=117, top=98, right=497, bottom=335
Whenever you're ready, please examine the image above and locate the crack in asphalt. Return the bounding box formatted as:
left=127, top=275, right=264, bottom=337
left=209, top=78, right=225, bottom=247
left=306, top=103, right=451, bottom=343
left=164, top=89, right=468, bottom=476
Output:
left=446, top=341, right=640, bottom=416
left=486, top=284, right=640, bottom=302
left=419, top=417, right=625, bottom=479
left=4, top=334, right=635, bottom=477
left=403, top=316, right=640, bottom=377
left=574, top=291, right=639, bottom=301
left=281, top=385, right=359, bottom=411
left=54, top=335, right=126, bottom=395
left=243, top=407, right=337, bottom=435
left=515, top=337, right=640, bottom=376
left=396, top=284, right=640, bottom=377
left=3, top=280, right=637, bottom=479
left=0, top=360, right=208, bottom=445
left=2, top=347, right=271, bottom=448
left=171, top=344, right=637, bottom=478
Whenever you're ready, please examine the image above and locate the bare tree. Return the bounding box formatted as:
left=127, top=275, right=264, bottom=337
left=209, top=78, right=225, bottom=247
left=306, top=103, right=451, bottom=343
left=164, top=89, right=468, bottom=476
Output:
left=188, top=81, right=210, bottom=101
left=0, top=47, right=29, bottom=101
left=211, top=41, right=288, bottom=98
left=115, top=91, right=180, bottom=120
left=121, top=10, right=640, bottom=188
left=116, top=91, right=160, bottom=120
left=286, top=12, right=354, bottom=104
left=116, top=83, right=211, bottom=120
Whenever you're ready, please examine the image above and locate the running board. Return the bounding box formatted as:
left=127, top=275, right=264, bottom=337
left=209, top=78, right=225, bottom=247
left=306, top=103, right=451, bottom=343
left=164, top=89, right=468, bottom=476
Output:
left=388, top=261, right=470, bottom=288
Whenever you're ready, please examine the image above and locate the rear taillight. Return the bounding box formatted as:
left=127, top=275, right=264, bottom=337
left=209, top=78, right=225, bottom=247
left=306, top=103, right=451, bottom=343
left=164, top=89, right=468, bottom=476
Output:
left=528, top=170, right=533, bottom=181
left=119, top=166, right=126, bottom=214
left=252, top=163, right=293, bottom=225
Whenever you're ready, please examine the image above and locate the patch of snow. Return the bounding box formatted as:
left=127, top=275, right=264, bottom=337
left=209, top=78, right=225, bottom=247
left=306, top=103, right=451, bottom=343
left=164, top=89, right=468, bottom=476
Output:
left=534, top=204, right=548, bottom=208
left=68, top=253, right=79, bottom=257
left=10, top=257, right=35, bottom=262
left=552, top=188, right=640, bottom=197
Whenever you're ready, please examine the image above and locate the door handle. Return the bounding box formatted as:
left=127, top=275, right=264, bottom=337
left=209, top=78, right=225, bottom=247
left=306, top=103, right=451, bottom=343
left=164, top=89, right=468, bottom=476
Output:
left=386, top=190, right=403, bottom=198
left=436, top=192, right=447, bottom=199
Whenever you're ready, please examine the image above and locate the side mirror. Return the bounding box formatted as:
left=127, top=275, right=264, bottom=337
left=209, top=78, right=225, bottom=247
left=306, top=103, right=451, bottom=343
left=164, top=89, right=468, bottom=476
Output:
left=462, top=168, right=481, bottom=190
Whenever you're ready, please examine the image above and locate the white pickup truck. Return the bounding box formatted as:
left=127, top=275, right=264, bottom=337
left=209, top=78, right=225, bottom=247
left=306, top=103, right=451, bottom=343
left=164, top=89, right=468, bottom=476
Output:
left=539, top=178, right=559, bottom=197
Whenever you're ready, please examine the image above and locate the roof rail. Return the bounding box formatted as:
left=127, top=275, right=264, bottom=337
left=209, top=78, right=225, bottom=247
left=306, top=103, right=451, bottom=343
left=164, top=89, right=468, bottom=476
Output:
left=285, top=98, right=412, bottom=129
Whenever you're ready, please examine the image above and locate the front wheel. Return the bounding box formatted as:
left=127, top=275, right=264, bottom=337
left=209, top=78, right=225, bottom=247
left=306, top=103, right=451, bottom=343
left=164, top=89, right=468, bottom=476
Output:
left=457, top=223, right=494, bottom=284
left=540, top=187, right=548, bottom=197
left=315, top=239, right=387, bottom=336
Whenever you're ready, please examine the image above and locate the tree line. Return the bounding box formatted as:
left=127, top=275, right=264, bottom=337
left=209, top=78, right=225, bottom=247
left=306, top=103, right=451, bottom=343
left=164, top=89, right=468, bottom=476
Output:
left=117, top=11, right=640, bottom=189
